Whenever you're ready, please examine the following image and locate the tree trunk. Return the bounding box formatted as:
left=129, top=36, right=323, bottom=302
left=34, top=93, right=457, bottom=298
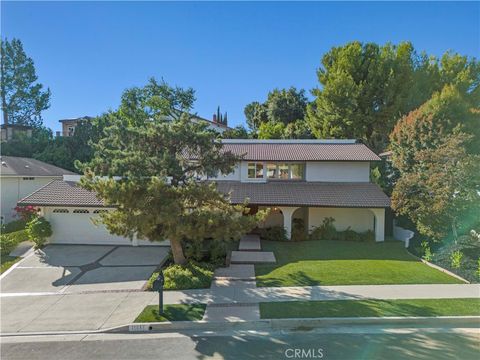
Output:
left=170, top=237, right=187, bottom=265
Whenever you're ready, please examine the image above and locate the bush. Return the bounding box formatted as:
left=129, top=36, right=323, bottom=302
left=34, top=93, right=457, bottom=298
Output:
left=309, top=218, right=375, bottom=242
left=26, top=217, right=52, bottom=249
left=14, top=205, right=40, bottom=222
left=1, top=219, right=27, bottom=234
left=184, top=238, right=227, bottom=266
left=147, top=261, right=215, bottom=290
left=260, top=226, right=288, bottom=241
left=0, top=229, right=27, bottom=256
left=291, top=218, right=307, bottom=242
left=450, top=250, right=463, bottom=269
left=421, top=241, right=433, bottom=262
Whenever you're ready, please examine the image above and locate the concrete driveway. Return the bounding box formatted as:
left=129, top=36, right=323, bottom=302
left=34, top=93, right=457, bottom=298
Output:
left=1, top=245, right=169, bottom=294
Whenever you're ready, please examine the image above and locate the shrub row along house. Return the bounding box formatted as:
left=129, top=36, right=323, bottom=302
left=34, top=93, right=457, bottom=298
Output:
left=13, top=139, right=390, bottom=245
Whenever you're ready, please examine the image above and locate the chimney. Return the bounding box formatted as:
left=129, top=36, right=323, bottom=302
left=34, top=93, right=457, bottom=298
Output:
left=212, top=114, right=217, bottom=123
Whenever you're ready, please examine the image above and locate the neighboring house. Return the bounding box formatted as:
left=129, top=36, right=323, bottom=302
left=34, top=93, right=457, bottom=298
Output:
left=57, top=116, right=92, bottom=137
left=57, top=114, right=230, bottom=137
left=0, top=156, right=76, bottom=223
left=17, top=139, right=390, bottom=246
left=0, top=124, right=33, bottom=142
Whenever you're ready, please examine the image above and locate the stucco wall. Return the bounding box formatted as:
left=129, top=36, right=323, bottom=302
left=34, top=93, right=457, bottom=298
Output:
left=305, top=162, right=370, bottom=182
left=308, top=207, right=375, bottom=233
left=1, top=176, right=60, bottom=222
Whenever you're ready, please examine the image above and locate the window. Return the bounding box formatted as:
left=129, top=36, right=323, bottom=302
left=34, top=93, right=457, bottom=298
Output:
left=22, top=177, right=35, bottom=180
left=290, top=164, right=305, bottom=180
left=266, top=163, right=277, bottom=179
left=278, top=164, right=289, bottom=179
left=247, top=162, right=264, bottom=179
left=265, top=163, right=305, bottom=180
left=53, top=209, right=69, bottom=213
left=73, top=209, right=90, bottom=214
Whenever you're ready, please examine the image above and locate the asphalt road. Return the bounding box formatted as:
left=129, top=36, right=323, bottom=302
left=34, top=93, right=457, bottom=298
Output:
left=2, top=327, right=479, bottom=360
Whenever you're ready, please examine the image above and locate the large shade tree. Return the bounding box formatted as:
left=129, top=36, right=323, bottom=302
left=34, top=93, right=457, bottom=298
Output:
left=79, top=78, right=264, bottom=264
left=392, top=132, right=480, bottom=241
left=1, top=38, right=51, bottom=127
left=307, top=41, right=480, bottom=153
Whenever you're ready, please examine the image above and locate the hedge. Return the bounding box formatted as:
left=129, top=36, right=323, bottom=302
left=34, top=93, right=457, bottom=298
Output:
left=0, top=229, right=28, bottom=256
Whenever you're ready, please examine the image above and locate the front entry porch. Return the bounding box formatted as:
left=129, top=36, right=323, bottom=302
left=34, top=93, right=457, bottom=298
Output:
left=259, top=206, right=386, bottom=241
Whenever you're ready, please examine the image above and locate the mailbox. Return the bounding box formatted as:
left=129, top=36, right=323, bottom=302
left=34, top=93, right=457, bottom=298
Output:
left=152, top=272, right=164, bottom=292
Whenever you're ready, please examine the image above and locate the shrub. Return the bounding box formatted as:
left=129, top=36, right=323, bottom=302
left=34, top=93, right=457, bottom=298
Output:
left=450, top=250, right=463, bottom=269
left=14, top=205, right=40, bottom=222
left=1, top=219, right=27, bottom=234
left=291, top=218, right=307, bottom=241
left=184, top=238, right=228, bottom=265
left=421, top=241, right=433, bottom=262
left=309, top=217, right=336, bottom=240
left=0, top=229, right=27, bottom=256
left=477, top=258, right=480, bottom=280
left=260, top=226, right=288, bottom=241
left=147, top=261, right=215, bottom=290
left=26, top=217, right=52, bottom=249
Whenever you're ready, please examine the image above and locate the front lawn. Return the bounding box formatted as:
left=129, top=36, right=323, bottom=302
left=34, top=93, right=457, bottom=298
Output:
left=0, top=256, right=21, bottom=274
left=134, top=304, right=206, bottom=322
left=256, top=240, right=463, bottom=287
left=260, top=298, right=480, bottom=318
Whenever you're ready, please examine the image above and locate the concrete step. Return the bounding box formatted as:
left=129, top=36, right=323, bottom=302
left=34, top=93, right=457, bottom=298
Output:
left=230, top=251, right=276, bottom=264
left=213, top=264, right=255, bottom=280
left=238, top=234, right=261, bottom=251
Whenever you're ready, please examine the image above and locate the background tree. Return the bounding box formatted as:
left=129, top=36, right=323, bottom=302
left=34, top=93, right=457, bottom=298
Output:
left=307, top=41, right=479, bottom=153
left=222, top=125, right=250, bottom=139
left=244, top=87, right=308, bottom=132
left=390, top=85, right=480, bottom=174
left=1, top=38, right=50, bottom=127
left=391, top=132, right=480, bottom=241
left=244, top=101, right=267, bottom=131
left=80, top=78, right=264, bottom=264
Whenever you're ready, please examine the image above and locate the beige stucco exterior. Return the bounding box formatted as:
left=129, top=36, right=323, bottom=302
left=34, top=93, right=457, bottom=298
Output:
left=1, top=176, right=61, bottom=223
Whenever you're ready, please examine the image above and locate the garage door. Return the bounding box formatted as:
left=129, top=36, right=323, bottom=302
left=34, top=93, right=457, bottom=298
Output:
left=46, top=208, right=134, bottom=245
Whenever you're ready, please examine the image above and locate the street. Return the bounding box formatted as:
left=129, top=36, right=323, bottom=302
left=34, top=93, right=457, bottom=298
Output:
left=2, top=325, right=479, bottom=360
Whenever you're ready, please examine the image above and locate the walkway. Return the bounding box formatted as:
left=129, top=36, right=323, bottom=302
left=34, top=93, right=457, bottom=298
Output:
left=2, top=284, right=479, bottom=333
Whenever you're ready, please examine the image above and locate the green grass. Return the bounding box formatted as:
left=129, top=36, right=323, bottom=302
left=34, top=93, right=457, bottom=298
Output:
left=0, top=256, right=21, bottom=274
left=260, top=298, right=480, bottom=319
left=134, top=304, right=206, bottom=322
left=255, top=240, right=463, bottom=287
left=146, top=261, right=215, bottom=290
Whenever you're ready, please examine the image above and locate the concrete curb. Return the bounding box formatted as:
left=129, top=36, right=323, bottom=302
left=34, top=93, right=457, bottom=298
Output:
left=121, top=316, right=480, bottom=333
left=1, top=316, right=479, bottom=338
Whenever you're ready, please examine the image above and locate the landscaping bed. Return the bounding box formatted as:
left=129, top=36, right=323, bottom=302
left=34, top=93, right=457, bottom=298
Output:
left=134, top=304, right=206, bottom=322
left=1, top=255, right=21, bottom=274
left=260, top=298, right=480, bottom=319
left=255, top=240, right=463, bottom=287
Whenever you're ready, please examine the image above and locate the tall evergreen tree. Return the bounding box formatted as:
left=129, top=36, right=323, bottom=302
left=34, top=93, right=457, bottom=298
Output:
left=1, top=38, right=51, bottom=127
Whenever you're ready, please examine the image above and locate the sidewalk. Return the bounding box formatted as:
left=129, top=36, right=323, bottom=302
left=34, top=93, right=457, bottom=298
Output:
left=2, top=283, right=479, bottom=333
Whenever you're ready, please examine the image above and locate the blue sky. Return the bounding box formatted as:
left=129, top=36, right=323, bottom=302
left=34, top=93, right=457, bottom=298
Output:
left=2, top=1, right=479, bottom=131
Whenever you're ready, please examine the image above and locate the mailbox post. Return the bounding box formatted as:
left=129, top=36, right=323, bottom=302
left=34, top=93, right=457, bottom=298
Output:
left=152, top=271, right=165, bottom=315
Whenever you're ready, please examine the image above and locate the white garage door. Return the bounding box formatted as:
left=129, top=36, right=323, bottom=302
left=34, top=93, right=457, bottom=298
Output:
left=46, top=208, right=134, bottom=245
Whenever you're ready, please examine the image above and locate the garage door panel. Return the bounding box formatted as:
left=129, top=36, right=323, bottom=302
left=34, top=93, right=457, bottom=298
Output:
left=48, top=212, right=133, bottom=245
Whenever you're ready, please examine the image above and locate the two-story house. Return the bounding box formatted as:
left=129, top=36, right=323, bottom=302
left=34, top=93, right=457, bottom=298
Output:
left=16, top=139, right=390, bottom=245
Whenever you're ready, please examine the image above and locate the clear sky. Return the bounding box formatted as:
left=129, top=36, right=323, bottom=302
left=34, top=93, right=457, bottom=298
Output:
left=2, top=1, right=479, bottom=131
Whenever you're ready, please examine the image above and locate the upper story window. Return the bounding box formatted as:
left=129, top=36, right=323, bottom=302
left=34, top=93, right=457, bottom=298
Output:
left=247, top=162, right=264, bottom=179
left=267, top=163, right=305, bottom=180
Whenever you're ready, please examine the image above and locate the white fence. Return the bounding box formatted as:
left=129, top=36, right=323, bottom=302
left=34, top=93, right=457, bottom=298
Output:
left=393, top=221, right=415, bottom=248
